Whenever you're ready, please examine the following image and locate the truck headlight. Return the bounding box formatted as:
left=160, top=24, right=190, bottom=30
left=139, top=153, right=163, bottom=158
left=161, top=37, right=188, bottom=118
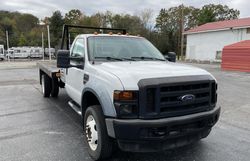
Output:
left=113, top=91, right=138, bottom=118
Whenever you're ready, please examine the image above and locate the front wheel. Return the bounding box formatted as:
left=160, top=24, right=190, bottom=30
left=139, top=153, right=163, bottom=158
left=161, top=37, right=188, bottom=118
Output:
left=84, top=105, right=113, bottom=160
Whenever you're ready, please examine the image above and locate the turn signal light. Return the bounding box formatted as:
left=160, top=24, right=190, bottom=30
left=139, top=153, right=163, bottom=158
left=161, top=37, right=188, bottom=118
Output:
left=114, top=91, right=136, bottom=101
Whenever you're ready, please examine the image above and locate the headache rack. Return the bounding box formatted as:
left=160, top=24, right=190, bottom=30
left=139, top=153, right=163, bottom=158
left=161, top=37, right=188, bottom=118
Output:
left=61, top=24, right=127, bottom=50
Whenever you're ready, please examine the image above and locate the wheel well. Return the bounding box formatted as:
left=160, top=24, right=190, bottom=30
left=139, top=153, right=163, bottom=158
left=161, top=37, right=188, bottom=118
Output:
left=82, top=91, right=101, bottom=113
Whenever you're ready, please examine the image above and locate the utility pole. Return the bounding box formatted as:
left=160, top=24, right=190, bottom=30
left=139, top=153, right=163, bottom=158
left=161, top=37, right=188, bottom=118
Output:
left=47, top=25, right=51, bottom=61
left=42, top=32, right=44, bottom=61
left=180, top=5, right=185, bottom=61
left=69, top=33, right=71, bottom=48
left=6, top=30, right=10, bottom=62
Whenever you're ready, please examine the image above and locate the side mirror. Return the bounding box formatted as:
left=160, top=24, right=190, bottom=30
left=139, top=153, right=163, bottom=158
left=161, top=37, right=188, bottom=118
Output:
left=165, top=52, right=176, bottom=62
left=70, top=56, right=85, bottom=69
left=57, top=50, right=70, bottom=68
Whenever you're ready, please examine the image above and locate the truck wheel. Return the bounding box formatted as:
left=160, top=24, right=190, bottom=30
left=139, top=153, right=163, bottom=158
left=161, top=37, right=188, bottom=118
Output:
left=51, top=78, right=59, bottom=97
left=41, top=74, right=51, bottom=97
left=84, top=105, right=113, bottom=160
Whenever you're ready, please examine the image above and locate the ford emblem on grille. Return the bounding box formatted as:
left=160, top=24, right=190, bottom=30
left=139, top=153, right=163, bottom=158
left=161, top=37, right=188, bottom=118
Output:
left=179, top=94, right=196, bottom=102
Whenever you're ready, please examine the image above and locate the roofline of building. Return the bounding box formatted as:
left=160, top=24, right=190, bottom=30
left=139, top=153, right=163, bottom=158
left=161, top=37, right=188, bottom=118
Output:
left=183, top=25, right=250, bottom=35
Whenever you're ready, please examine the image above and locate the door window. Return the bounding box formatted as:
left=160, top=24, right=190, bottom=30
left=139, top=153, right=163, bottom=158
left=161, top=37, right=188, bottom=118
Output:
left=72, top=38, right=85, bottom=57
left=71, top=38, right=85, bottom=65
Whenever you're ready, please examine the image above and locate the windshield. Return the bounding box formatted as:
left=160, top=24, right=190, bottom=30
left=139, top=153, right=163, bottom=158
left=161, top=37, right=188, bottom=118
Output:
left=87, top=36, right=165, bottom=61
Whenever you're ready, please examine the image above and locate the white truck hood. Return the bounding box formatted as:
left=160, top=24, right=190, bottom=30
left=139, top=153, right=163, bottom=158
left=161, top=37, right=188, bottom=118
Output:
left=94, top=61, right=212, bottom=90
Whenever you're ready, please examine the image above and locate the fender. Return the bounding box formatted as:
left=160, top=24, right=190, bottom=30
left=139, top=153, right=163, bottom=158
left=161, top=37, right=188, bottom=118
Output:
left=81, top=87, right=117, bottom=117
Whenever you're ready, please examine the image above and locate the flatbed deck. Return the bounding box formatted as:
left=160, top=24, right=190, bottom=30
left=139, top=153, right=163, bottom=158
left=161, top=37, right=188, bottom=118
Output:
left=37, top=60, right=60, bottom=78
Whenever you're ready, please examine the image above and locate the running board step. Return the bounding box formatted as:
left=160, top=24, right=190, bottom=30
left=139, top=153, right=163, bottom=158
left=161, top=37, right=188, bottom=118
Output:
left=68, top=100, right=82, bottom=116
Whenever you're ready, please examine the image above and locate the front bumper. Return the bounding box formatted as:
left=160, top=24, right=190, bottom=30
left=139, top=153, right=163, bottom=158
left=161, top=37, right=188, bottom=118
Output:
left=106, top=106, right=220, bottom=152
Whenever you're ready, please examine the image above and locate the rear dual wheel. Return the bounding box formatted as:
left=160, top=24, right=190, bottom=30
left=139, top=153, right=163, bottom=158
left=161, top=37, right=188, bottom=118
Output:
left=41, top=74, right=51, bottom=97
left=51, top=78, right=59, bottom=97
left=41, top=74, right=59, bottom=97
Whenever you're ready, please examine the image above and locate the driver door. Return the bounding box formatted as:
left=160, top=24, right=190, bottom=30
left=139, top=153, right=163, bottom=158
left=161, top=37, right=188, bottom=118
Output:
left=65, top=38, right=85, bottom=105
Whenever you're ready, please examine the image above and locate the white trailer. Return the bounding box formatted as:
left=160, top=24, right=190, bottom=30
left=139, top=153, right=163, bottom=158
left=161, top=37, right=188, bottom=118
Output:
left=0, top=45, right=4, bottom=60
left=8, top=47, right=30, bottom=58
left=30, top=47, right=43, bottom=58
left=45, top=48, right=55, bottom=57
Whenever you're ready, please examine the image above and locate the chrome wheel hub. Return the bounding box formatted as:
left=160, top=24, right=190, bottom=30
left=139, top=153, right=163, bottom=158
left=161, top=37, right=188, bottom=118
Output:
left=86, top=115, right=98, bottom=151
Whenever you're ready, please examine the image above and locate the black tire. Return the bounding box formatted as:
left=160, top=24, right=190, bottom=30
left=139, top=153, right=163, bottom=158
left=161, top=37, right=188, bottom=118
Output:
left=51, top=78, right=59, bottom=97
left=41, top=74, right=51, bottom=97
left=84, top=105, right=113, bottom=160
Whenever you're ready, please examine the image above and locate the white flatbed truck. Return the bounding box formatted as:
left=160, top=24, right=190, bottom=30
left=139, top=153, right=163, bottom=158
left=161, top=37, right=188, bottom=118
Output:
left=37, top=25, right=220, bottom=160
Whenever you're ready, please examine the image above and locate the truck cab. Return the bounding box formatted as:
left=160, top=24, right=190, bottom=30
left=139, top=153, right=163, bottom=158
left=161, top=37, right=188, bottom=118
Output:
left=39, top=25, right=220, bottom=161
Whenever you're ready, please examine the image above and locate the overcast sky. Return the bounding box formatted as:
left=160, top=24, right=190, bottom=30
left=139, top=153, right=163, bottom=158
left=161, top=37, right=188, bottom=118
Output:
left=0, top=0, right=249, bottom=20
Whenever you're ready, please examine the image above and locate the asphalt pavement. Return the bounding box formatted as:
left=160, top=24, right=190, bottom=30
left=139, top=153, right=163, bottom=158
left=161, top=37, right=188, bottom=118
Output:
left=0, top=62, right=250, bottom=161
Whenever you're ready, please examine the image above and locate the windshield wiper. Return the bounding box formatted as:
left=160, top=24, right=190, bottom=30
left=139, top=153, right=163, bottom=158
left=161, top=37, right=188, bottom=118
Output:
left=94, top=56, right=123, bottom=61
left=121, top=57, right=136, bottom=61
left=131, top=56, right=165, bottom=61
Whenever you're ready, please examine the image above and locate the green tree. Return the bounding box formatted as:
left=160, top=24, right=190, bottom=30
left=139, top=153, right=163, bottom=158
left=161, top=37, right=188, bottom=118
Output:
left=18, top=33, right=27, bottom=46
left=110, top=14, right=144, bottom=34
left=0, top=16, right=16, bottom=47
left=197, top=4, right=239, bottom=25
left=49, top=11, right=64, bottom=48
left=0, top=17, right=15, bottom=32
left=65, top=9, right=82, bottom=25
left=155, top=5, right=198, bottom=54
left=155, top=4, right=240, bottom=56
left=0, top=6, right=241, bottom=52
left=0, top=29, right=5, bottom=46
left=0, top=11, right=41, bottom=47
left=16, top=13, right=39, bottom=33
left=27, top=27, right=44, bottom=46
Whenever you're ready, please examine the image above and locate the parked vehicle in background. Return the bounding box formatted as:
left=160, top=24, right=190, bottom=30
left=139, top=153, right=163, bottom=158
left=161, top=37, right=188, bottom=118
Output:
left=38, top=25, right=220, bottom=161
left=6, top=46, right=45, bottom=59
left=30, top=47, right=43, bottom=58
left=0, top=45, right=4, bottom=61
left=8, top=47, right=30, bottom=58
left=45, top=48, right=55, bottom=57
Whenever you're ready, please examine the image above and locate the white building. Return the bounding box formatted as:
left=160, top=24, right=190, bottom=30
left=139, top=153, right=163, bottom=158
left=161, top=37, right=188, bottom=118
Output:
left=184, top=17, right=250, bottom=62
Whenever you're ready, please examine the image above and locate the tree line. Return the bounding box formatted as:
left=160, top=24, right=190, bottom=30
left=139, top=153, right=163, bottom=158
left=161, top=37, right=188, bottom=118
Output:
left=0, top=4, right=239, bottom=56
